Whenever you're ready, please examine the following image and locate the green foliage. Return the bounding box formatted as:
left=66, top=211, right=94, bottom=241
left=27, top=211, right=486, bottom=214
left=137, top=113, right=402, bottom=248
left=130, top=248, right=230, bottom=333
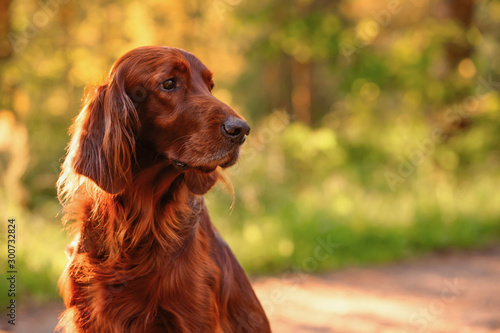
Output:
left=1, top=0, right=500, bottom=305
left=206, top=114, right=500, bottom=275
left=0, top=204, right=68, bottom=307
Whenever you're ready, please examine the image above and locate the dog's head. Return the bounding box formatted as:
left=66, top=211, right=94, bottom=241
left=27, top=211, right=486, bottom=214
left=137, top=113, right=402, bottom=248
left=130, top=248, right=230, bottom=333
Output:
left=69, top=46, right=249, bottom=195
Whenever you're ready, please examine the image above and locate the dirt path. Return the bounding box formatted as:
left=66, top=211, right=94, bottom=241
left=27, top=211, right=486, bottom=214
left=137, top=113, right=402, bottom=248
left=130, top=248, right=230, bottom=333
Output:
left=2, top=247, right=500, bottom=333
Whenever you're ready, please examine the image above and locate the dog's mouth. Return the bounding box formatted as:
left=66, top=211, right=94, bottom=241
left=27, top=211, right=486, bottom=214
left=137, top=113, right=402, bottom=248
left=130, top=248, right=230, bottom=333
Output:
left=171, top=149, right=240, bottom=172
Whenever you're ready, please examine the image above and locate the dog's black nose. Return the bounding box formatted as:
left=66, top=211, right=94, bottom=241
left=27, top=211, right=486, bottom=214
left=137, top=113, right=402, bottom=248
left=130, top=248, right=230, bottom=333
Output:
left=222, top=118, right=250, bottom=143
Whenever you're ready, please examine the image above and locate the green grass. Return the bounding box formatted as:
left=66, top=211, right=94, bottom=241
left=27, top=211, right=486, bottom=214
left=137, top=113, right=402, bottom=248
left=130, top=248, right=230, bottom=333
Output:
left=0, top=203, right=69, bottom=308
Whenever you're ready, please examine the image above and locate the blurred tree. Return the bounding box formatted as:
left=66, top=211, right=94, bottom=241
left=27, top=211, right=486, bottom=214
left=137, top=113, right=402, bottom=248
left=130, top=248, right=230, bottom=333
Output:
left=444, top=0, right=476, bottom=69
left=232, top=0, right=343, bottom=126
left=441, top=0, right=477, bottom=134
left=0, top=0, right=12, bottom=59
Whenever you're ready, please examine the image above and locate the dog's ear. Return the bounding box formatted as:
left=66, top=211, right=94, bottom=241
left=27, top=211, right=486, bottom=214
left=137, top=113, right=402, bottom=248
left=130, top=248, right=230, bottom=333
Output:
left=183, top=169, right=219, bottom=195
left=71, top=73, right=140, bottom=194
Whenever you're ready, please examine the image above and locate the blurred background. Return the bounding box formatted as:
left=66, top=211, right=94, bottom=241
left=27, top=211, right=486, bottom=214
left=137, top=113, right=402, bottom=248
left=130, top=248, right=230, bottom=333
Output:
left=0, top=0, right=500, bottom=329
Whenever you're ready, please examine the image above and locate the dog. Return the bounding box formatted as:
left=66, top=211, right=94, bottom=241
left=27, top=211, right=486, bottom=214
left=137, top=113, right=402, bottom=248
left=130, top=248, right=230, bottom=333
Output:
left=57, top=46, right=271, bottom=332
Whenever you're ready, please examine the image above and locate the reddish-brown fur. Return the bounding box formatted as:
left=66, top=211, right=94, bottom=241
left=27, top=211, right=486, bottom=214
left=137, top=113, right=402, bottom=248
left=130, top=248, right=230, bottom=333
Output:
left=57, top=46, right=271, bottom=332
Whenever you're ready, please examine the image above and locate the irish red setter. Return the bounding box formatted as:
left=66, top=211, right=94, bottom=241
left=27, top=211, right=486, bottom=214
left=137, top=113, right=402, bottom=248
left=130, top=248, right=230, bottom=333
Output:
left=57, top=46, right=271, bottom=332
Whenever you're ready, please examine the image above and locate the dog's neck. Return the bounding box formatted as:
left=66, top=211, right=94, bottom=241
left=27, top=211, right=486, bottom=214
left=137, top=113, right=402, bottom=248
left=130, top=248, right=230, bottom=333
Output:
left=79, top=162, right=203, bottom=266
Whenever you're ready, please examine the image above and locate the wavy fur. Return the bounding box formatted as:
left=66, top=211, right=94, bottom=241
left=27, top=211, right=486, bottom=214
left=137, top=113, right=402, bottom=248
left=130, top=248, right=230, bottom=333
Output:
left=56, top=46, right=270, bottom=333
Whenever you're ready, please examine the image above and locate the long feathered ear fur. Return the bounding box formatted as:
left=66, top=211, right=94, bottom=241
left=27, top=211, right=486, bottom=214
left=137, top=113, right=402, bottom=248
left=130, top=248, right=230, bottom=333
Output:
left=70, top=72, right=140, bottom=194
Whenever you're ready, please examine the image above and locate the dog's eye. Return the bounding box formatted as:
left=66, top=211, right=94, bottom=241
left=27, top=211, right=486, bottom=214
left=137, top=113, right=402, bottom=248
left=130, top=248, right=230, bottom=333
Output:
left=210, top=81, right=215, bottom=91
left=161, top=79, right=177, bottom=91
